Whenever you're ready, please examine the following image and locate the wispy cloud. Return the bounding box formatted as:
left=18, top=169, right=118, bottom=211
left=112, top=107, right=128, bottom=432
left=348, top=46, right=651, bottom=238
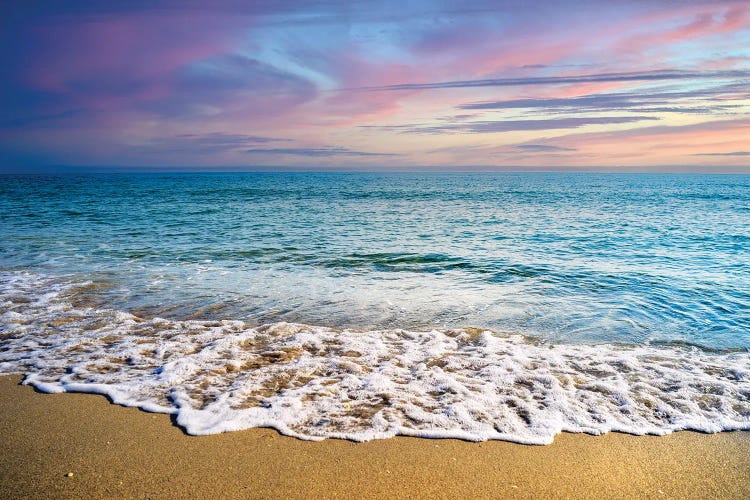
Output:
left=694, top=151, right=750, bottom=156
left=363, top=116, right=658, bottom=134
left=514, top=118, right=750, bottom=162
left=177, top=133, right=287, bottom=143
left=458, top=84, right=748, bottom=115
left=245, top=146, right=398, bottom=157
left=143, top=133, right=291, bottom=154
left=514, top=144, right=577, bottom=152
left=350, top=69, right=750, bottom=92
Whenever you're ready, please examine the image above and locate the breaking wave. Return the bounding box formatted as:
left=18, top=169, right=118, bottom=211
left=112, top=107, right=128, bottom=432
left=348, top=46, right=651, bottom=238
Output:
left=1, top=271, right=749, bottom=444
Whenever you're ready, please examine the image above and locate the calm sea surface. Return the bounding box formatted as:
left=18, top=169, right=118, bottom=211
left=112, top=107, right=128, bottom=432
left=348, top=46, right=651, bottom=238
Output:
left=2, top=172, right=748, bottom=348
left=1, top=172, right=749, bottom=442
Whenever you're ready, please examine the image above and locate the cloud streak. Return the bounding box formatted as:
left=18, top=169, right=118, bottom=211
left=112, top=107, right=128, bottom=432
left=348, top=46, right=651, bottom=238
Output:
left=142, top=133, right=291, bottom=154
left=349, top=69, right=750, bottom=92
left=458, top=84, right=748, bottom=115
left=694, top=151, right=750, bottom=156
left=514, top=144, right=577, bottom=152
left=245, top=147, right=398, bottom=157
left=363, top=116, right=658, bottom=134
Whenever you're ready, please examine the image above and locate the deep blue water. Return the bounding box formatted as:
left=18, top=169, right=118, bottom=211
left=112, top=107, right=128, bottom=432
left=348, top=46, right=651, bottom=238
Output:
left=1, top=172, right=749, bottom=349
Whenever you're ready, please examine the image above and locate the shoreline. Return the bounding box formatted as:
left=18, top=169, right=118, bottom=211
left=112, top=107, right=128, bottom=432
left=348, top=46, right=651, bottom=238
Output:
left=1, top=375, right=749, bottom=498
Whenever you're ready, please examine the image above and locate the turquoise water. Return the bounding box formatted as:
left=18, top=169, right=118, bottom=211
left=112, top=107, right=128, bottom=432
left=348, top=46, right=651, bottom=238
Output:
left=2, top=172, right=750, bottom=442
left=2, top=172, right=748, bottom=349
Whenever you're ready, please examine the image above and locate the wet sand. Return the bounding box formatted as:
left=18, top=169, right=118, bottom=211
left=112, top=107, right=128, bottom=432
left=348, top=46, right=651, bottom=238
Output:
left=1, top=375, right=748, bottom=499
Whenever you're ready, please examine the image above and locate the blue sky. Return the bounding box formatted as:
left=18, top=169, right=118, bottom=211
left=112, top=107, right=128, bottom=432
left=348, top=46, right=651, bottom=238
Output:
left=1, top=0, right=749, bottom=172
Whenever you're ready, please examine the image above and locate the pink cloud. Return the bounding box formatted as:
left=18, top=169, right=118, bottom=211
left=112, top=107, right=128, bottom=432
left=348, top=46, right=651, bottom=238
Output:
left=613, top=4, right=748, bottom=57
left=531, top=118, right=750, bottom=162
left=26, top=12, right=249, bottom=109
left=718, top=4, right=747, bottom=31
left=314, top=50, right=424, bottom=125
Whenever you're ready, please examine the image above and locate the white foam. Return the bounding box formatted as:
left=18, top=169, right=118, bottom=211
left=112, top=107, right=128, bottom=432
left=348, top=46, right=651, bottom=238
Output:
left=1, top=271, right=749, bottom=444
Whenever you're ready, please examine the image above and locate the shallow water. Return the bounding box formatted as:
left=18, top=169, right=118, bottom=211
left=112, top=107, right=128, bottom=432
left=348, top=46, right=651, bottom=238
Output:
left=1, top=172, right=749, bottom=442
left=2, top=172, right=749, bottom=348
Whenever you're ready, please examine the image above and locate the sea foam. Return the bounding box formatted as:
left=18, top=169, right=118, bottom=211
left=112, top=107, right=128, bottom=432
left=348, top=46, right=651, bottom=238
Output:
left=1, top=272, right=749, bottom=444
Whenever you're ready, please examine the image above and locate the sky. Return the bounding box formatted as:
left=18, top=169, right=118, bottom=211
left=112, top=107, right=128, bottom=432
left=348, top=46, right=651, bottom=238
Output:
left=1, top=0, right=749, bottom=172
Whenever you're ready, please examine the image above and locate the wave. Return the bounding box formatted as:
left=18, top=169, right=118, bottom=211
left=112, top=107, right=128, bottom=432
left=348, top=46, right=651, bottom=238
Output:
left=1, top=271, right=749, bottom=444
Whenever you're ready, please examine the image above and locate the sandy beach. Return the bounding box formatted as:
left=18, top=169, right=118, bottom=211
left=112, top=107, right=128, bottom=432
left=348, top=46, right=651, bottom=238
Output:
left=1, top=375, right=748, bottom=499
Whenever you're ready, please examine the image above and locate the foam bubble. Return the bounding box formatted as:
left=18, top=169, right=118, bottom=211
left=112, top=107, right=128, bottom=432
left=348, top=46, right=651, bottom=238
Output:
left=1, top=272, right=748, bottom=444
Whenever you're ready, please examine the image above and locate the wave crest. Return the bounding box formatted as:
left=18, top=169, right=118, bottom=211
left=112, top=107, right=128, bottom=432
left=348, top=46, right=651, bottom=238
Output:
left=1, top=272, right=749, bottom=444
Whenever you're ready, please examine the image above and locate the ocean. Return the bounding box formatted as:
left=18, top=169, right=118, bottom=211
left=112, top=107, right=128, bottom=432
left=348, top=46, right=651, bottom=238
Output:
left=1, top=172, right=748, bottom=443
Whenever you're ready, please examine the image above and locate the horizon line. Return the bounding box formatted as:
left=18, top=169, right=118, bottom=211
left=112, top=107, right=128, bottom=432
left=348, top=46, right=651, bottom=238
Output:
left=2, top=166, right=750, bottom=175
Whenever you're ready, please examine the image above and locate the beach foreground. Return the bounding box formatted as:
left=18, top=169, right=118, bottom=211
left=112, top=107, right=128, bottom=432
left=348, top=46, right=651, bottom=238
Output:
left=1, top=376, right=748, bottom=499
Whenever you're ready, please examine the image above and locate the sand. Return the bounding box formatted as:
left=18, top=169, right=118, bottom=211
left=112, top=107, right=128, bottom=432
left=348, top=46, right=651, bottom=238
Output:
left=0, top=375, right=748, bottom=499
